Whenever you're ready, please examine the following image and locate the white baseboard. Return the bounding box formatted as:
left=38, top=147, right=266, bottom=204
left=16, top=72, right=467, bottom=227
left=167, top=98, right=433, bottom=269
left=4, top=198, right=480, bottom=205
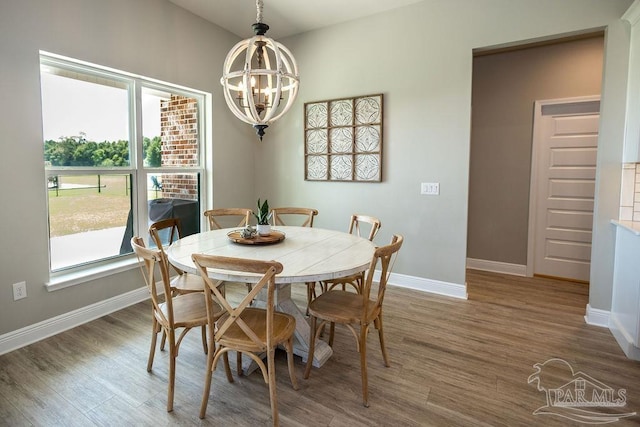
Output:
left=375, top=271, right=467, bottom=300
left=0, top=272, right=466, bottom=356
left=609, top=312, right=640, bottom=361
left=0, top=286, right=149, bottom=356
left=584, top=303, right=610, bottom=328
left=466, top=258, right=527, bottom=276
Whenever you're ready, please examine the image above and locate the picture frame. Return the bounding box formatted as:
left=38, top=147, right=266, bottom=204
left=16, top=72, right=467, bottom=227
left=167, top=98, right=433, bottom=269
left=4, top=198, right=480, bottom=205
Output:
left=304, top=93, right=383, bottom=182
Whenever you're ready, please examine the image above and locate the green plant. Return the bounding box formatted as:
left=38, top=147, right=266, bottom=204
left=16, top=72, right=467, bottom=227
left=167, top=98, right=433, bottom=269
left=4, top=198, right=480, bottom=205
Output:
left=253, top=198, right=271, bottom=225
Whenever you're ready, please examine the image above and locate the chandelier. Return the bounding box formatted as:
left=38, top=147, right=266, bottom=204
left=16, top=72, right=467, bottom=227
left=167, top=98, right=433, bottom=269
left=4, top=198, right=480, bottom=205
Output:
left=220, top=0, right=300, bottom=140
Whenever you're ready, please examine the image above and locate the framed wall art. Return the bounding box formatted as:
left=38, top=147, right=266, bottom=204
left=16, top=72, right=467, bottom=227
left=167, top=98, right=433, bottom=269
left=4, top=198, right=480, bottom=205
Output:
left=304, top=93, right=383, bottom=182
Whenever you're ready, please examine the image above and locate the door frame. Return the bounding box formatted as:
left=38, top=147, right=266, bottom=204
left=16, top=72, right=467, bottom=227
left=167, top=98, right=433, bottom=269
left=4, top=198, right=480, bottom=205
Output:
left=526, top=95, right=601, bottom=278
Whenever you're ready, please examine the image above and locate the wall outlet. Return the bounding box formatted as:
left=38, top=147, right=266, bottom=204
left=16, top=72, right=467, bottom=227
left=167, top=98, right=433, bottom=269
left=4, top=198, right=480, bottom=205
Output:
left=421, top=182, right=440, bottom=195
left=12, top=281, right=27, bottom=301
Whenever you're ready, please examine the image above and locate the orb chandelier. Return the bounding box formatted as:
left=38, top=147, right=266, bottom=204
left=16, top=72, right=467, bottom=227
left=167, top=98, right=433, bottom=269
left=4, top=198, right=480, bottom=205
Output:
left=220, top=0, right=300, bottom=141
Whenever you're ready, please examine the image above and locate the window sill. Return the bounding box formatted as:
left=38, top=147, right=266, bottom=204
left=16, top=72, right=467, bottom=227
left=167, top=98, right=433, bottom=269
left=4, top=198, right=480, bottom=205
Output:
left=45, top=256, right=139, bottom=292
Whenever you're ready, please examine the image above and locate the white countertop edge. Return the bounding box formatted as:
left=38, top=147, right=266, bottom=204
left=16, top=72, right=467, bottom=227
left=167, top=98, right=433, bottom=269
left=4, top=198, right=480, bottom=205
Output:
left=611, top=219, right=640, bottom=236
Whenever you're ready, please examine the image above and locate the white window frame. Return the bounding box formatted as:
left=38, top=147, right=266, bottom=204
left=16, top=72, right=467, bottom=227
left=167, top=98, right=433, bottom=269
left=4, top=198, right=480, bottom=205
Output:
left=41, top=51, right=209, bottom=290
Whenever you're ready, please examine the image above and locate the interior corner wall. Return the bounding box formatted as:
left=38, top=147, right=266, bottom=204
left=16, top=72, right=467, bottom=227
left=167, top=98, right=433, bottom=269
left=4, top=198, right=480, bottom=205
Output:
left=589, top=20, right=632, bottom=312
left=467, top=36, right=605, bottom=266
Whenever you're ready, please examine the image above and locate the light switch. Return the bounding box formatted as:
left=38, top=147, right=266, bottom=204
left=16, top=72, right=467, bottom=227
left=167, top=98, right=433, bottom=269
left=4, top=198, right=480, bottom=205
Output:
left=421, top=182, right=440, bottom=195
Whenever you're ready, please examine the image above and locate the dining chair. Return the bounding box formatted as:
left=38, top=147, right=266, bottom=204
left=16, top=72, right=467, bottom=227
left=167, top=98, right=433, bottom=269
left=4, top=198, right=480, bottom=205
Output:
left=270, top=207, right=318, bottom=312
left=271, top=207, right=318, bottom=228
left=304, top=234, right=404, bottom=407
left=149, top=218, right=205, bottom=294
left=131, top=236, right=224, bottom=412
left=150, top=218, right=209, bottom=354
left=202, top=208, right=254, bottom=294
left=192, top=253, right=298, bottom=425
left=315, top=214, right=381, bottom=298
left=203, top=208, right=252, bottom=230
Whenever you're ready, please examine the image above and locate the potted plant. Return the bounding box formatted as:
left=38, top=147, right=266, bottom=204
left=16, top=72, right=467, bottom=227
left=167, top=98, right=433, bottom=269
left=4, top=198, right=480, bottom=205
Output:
left=253, top=198, right=272, bottom=236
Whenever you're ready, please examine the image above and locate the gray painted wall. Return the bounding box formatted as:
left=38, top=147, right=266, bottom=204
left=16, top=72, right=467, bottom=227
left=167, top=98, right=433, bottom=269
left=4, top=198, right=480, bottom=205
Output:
left=0, top=0, right=255, bottom=335
left=0, top=0, right=633, bottom=337
left=468, top=36, right=604, bottom=266
left=254, top=0, right=631, bottom=310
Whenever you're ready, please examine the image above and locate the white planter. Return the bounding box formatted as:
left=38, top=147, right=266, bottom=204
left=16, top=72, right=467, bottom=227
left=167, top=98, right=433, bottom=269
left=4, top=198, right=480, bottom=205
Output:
left=256, top=224, right=271, bottom=236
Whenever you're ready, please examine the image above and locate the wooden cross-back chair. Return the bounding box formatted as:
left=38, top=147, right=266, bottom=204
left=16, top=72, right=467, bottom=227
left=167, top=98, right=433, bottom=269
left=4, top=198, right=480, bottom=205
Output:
left=192, top=254, right=298, bottom=425
left=318, top=214, right=381, bottom=295
left=149, top=218, right=205, bottom=294
left=304, top=234, right=404, bottom=408
left=271, top=207, right=318, bottom=228
left=131, top=236, right=223, bottom=412
left=149, top=218, right=209, bottom=354
left=202, top=208, right=254, bottom=294
left=270, top=207, right=318, bottom=313
left=203, top=208, right=252, bottom=230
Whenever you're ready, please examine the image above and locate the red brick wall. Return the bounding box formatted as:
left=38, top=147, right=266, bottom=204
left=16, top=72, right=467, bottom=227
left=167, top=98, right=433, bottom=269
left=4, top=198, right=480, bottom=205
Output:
left=159, top=95, right=199, bottom=200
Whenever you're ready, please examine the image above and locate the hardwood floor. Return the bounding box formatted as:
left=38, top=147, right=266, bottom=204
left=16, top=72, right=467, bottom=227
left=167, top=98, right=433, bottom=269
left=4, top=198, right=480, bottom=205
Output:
left=1, top=271, right=640, bottom=426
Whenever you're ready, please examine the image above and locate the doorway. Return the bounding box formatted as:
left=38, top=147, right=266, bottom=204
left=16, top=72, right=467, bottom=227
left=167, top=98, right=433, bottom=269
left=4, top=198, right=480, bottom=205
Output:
left=466, top=33, right=604, bottom=287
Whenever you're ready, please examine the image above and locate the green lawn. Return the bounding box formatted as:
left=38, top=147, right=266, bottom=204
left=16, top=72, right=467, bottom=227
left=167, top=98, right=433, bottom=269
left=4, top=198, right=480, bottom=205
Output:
left=47, top=175, right=132, bottom=237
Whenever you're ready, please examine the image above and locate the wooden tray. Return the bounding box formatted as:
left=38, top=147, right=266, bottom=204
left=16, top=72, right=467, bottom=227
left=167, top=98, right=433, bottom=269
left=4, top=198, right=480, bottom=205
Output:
left=227, top=230, right=286, bottom=245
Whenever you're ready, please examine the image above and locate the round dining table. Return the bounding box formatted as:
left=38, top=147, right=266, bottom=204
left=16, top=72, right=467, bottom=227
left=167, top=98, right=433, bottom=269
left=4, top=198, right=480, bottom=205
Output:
left=166, top=225, right=376, bottom=369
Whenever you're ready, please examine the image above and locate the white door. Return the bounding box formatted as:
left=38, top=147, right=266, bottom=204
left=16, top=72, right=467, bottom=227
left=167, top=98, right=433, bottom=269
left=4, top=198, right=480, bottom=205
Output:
left=528, top=97, right=600, bottom=282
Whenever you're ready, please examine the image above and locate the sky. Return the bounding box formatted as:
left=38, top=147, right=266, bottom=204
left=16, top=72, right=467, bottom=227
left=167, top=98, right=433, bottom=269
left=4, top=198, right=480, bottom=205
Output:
left=40, top=73, right=161, bottom=142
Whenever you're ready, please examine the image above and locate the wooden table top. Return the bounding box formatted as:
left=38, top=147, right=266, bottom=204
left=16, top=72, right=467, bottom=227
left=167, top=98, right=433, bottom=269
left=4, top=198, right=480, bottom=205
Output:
left=167, top=226, right=376, bottom=284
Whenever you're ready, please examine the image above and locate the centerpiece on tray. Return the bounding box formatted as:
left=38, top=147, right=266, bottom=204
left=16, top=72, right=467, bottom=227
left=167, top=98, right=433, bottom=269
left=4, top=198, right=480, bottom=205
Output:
left=253, top=198, right=273, bottom=236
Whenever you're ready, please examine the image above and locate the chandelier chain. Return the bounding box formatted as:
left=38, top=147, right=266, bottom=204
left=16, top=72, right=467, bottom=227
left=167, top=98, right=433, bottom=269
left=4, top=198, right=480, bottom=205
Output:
left=256, top=0, right=264, bottom=23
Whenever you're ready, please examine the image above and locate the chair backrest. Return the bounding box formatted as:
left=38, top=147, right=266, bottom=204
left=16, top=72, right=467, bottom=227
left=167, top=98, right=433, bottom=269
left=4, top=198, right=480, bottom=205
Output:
left=361, top=235, right=404, bottom=319
left=149, top=218, right=185, bottom=275
left=149, top=217, right=182, bottom=252
left=131, top=236, right=175, bottom=326
left=203, top=208, right=252, bottom=230
left=271, top=207, right=318, bottom=227
left=192, top=254, right=283, bottom=350
left=349, top=214, right=381, bottom=242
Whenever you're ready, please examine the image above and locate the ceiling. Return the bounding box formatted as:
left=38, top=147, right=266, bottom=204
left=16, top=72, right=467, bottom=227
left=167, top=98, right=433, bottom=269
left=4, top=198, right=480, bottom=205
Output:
left=168, top=0, right=425, bottom=39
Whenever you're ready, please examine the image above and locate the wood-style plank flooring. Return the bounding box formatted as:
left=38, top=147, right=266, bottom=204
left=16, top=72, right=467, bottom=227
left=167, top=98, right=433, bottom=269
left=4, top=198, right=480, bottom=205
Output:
left=1, top=270, right=640, bottom=426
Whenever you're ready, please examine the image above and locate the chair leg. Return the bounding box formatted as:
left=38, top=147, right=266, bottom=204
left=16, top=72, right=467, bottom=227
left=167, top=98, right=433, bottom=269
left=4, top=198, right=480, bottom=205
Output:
left=375, top=314, right=390, bottom=367
left=285, top=336, right=299, bottom=390
left=306, top=283, right=314, bottom=316
left=199, top=343, right=216, bottom=419
left=147, top=318, right=159, bottom=372
left=304, top=315, right=317, bottom=379
left=222, top=350, right=234, bottom=383
left=328, top=322, right=336, bottom=347
left=167, top=331, right=177, bottom=412
left=201, top=325, right=208, bottom=355
left=359, top=325, right=369, bottom=408
left=160, top=330, right=167, bottom=351
left=266, top=347, right=279, bottom=426
left=237, top=351, right=243, bottom=377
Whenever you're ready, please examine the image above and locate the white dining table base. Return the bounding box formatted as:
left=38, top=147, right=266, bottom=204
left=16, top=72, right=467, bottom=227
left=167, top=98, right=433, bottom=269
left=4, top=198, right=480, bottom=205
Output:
left=241, top=283, right=332, bottom=375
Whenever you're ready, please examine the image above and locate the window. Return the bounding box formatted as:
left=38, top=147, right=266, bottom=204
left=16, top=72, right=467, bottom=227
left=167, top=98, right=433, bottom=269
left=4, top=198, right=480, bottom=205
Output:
left=40, top=52, right=206, bottom=274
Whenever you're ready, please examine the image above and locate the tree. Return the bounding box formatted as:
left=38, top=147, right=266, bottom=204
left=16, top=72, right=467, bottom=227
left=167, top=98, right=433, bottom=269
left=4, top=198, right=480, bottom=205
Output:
left=144, top=136, right=162, bottom=167
left=43, top=135, right=135, bottom=167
